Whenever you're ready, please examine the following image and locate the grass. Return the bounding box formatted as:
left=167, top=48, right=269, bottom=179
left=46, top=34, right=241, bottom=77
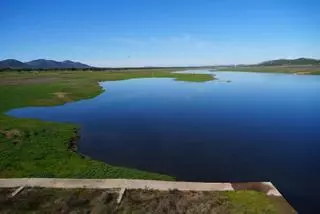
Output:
left=216, top=66, right=320, bottom=75
left=0, top=188, right=294, bottom=213
left=0, top=69, right=214, bottom=179
left=224, top=191, right=278, bottom=213
left=119, top=189, right=282, bottom=214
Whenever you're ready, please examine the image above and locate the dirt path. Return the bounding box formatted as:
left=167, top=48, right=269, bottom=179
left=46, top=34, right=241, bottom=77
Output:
left=0, top=178, right=282, bottom=196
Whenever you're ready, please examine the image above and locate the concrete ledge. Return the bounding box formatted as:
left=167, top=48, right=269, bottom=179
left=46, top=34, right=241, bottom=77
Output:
left=0, top=178, right=282, bottom=197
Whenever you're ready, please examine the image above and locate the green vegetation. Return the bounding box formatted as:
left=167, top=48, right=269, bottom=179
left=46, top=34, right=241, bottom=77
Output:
left=224, top=191, right=278, bottom=213
left=0, top=70, right=214, bottom=179
left=0, top=188, right=294, bottom=213
left=259, top=58, right=320, bottom=66
left=119, top=189, right=285, bottom=214
left=174, top=74, right=214, bottom=82
left=217, top=66, right=320, bottom=75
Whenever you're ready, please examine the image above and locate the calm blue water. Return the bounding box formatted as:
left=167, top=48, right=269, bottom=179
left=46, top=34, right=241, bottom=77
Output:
left=7, top=71, right=320, bottom=212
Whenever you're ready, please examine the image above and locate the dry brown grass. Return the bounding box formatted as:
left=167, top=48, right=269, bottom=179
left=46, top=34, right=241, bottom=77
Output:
left=0, top=129, right=22, bottom=139
left=0, top=187, right=295, bottom=213
left=118, top=189, right=232, bottom=214
left=0, top=188, right=118, bottom=214
left=231, top=182, right=272, bottom=193
left=52, top=92, right=73, bottom=102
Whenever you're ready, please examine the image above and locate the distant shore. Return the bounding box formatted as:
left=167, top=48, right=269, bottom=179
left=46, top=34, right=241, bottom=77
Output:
left=216, top=65, right=320, bottom=75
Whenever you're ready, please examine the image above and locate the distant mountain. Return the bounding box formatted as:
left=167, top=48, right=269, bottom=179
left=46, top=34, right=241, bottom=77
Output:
left=0, top=59, right=92, bottom=69
left=26, top=59, right=91, bottom=69
left=26, top=59, right=63, bottom=68
left=61, top=60, right=91, bottom=68
left=259, top=58, right=320, bottom=66
left=0, top=59, right=26, bottom=68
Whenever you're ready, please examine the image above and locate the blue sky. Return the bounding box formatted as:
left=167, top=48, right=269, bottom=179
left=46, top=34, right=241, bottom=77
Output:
left=1, top=0, right=319, bottom=67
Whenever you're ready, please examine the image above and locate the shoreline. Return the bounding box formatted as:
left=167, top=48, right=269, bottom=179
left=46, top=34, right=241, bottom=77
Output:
left=0, top=70, right=215, bottom=180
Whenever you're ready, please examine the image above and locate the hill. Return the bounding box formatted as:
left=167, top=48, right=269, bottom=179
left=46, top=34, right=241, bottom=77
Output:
left=0, top=59, right=91, bottom=69
left=26, top=59, right=91, bottom=69
left=259, top=58, right=320, bottom=66
left=0, top=59, right=26, bottom=69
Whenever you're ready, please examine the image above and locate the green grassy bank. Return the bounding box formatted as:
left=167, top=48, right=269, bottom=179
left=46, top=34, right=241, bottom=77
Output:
left=0, top=70, right=214, bottom=179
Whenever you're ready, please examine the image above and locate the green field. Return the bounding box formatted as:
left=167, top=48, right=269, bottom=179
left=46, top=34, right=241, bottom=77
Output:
left=216, top=66, right=320, bottom=75
left=0, top=70, right=214, bottom=179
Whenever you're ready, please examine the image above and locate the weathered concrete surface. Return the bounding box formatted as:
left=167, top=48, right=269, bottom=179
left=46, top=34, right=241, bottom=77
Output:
left=10, top=186, right=24, bottom=198
left=263, top=182, right=282, bottom=196
left=0, top=178, right=282, bottom=196
left=117, top=188, right=126, bottom=204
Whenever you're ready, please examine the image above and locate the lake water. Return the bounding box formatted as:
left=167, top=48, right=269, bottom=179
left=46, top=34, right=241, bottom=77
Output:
left=7, top=71, right=320, bottom=212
